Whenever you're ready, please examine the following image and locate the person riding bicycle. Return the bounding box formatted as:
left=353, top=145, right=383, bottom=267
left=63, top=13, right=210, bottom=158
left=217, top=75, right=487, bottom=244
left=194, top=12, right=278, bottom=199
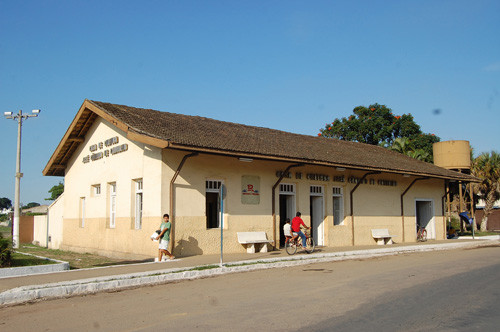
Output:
left=291, top=212, right=310, bottom=249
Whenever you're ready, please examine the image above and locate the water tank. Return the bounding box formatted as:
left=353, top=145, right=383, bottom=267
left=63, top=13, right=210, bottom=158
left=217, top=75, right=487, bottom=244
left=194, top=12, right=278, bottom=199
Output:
left=433, top=140, right=471, bottom=169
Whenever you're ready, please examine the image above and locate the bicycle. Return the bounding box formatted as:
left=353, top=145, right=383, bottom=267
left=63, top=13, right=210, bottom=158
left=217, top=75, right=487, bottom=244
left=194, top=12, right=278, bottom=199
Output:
left=285, top=229, right=315, bottom=255
left=416, top=224, right=427, bottom=242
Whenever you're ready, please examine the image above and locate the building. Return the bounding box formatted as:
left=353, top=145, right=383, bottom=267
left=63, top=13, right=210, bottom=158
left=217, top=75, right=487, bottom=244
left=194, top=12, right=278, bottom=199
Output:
left=43, top=100, right=477, bottom=259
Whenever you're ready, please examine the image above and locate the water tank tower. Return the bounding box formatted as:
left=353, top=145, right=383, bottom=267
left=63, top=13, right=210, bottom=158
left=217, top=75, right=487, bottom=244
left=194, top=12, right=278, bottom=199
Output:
left=433, top=140, right=471, bottom=171
left=433, top=140, right=473, bottom=233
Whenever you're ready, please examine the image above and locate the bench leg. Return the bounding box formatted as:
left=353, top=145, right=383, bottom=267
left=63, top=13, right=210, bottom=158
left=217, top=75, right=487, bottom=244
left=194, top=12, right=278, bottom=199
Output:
left=385, top=238, right=393, bottom=245
left=258, top=243, right=268, bottom=253
left=246, top=243, right=256, bottom=254
left=376, top=238, right=385, bottom=245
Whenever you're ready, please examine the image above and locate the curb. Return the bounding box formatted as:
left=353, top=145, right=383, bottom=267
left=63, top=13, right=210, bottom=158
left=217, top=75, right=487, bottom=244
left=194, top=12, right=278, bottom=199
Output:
left=1, top=239, right=498, bottom=306
left=0, top=252, right=70, bottom=279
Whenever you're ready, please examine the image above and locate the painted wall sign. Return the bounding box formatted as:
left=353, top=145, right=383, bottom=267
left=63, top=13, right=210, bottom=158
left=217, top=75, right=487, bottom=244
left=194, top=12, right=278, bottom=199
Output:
left=306, top=173, right=330, bottom=181
left=241, top=175, right=260, bottom=205
left=275, top=170, right=397, bottom=187
left=83, top=136, right=128, bottom=164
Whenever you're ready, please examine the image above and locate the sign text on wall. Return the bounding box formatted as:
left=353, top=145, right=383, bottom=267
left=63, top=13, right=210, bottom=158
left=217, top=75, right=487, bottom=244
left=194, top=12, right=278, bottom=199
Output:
left=83, top=136, right=128, bottom=164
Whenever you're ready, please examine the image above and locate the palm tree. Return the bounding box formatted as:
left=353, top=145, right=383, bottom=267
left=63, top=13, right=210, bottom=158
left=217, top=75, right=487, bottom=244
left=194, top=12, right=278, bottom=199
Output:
left=389, top=137, right=429, bottom=162
left=471, top=151, right=500, bottom=231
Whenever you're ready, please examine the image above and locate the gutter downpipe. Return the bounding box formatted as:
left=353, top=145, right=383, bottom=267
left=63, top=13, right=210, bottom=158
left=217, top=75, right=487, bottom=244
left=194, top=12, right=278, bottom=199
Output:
left=169, top=152, right=198, bottom=254
left=350, top=171, right=380, bottom=246
left=272, top=163, right=303, bottom=250
left=401, top=177, right=428, bottom=243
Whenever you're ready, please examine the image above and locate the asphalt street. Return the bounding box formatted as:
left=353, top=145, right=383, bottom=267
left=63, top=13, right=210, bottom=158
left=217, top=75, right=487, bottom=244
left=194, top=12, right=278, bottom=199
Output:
left=0, top=245, right=498, bottom=331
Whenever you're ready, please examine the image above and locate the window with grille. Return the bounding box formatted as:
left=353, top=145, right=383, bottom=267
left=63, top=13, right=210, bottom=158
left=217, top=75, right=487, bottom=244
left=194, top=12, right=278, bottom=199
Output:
left=134, top=179, right=143, bottom=229
left=310, top=185, right=324, bottom=196
left=332, top=187, right=344, bottom=226
left=92, top=184, right=101, bottom=197
left=80, top=197, right=85, bottom=228
left=109, top=182, right=116, bottom=228
left=279, top=183, right=295, bottom=194
left=206, top=180, right=222, bottom=228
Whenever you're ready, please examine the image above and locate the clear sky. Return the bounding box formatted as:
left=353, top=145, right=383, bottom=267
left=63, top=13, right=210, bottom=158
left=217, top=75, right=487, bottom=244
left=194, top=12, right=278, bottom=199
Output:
left=1, top=0, right=499, bottom=205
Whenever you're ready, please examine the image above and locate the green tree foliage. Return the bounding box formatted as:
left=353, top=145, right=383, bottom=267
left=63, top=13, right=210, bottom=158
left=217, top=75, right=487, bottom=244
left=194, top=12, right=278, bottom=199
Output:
left=46, top=182, right=64, bottom=201
left=388, top=138, right=430, bottom=162
left=22, top=202, right=40, bottom=209
left=0, top=233, right=12, bottom=267
left=319, top=103, right=440, bottom=162
left=0, top=197, right=12, bottom=210
left=472, top=151, right=500, bottom=231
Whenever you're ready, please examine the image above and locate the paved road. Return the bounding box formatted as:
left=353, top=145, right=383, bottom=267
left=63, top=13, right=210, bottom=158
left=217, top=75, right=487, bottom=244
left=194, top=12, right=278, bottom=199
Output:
left=1, top=245, right=499, bottom=331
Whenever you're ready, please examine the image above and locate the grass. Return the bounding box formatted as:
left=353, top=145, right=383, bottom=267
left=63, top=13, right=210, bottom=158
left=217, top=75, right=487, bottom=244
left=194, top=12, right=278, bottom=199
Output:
left=9, top=252, right=58, bottom=267
left=0, top=225, right=11, bottom=234
left=13, top=244, right=149, bottom=270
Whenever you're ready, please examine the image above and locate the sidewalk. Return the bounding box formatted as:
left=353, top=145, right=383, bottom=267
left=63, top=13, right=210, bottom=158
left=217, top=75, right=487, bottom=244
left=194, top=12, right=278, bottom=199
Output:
left=1, top=237, right=498, bottom=306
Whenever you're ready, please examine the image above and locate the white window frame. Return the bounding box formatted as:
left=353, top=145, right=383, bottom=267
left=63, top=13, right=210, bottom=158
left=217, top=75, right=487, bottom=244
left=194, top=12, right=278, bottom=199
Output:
left=80, top=197, right=86, bottom=228
left=109, top=182, right=117, bottom=228
left=310, top=185, right=324, bottom=196
left=279, top=183, right=296, bottom=195
left=134, top=179, right=143, bottom=230
left=92, top=184, right=101, bottom=197
left=332, top=186, right=344, bottom=226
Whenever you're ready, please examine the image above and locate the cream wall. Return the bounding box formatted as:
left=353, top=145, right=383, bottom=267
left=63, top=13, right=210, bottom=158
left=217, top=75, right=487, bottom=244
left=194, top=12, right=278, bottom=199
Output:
left=166, top=154, right=446, bottom=255
left=61, top=118, right=164, bottom=259
left=59, top=117, right=447, bottom=259
left=47, top=193, right=64, bottom=249
left=33, top=215, right=48, bottom=247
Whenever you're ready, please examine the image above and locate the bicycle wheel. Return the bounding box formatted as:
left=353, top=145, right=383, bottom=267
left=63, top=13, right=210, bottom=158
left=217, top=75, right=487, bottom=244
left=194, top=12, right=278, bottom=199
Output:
left=285, top=241, right=297, bottom=255
left=304, top=237, right=315, bottom=254
left=417, top=229, right=423, bottom=242
left=421, top=229, right=427, bottom=242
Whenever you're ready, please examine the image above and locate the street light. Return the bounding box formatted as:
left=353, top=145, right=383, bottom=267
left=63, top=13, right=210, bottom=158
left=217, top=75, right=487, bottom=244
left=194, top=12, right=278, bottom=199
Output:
left=4, top=109, right=41, bottom=248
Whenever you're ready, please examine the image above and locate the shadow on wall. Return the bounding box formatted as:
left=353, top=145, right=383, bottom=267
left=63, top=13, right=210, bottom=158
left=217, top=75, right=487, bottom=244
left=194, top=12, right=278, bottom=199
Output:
left=175, top=236, right=203, bottom=257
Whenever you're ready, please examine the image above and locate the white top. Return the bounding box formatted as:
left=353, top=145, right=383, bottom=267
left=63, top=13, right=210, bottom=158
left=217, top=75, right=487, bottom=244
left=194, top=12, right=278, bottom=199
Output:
left=283, top=223, right=292, bottom=237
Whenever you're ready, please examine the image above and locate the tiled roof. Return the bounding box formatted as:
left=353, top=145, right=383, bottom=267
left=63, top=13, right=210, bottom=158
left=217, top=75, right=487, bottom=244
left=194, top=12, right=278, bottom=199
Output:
left=44, top=99, right=478, bottom=182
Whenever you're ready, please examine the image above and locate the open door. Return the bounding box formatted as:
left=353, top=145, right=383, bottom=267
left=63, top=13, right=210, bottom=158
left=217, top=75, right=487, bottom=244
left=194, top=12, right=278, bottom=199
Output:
left=416, top=200, right=435, bottom=239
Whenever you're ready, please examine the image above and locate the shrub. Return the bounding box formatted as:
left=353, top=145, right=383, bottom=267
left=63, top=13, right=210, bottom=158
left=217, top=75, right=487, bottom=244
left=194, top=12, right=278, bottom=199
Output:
left=0, top=233, right=12, bottom=267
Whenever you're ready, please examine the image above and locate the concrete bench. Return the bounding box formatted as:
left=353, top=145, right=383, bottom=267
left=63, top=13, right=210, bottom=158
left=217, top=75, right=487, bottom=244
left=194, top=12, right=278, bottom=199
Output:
left=371, top=229, right=397, bottom=245
left=237, top=232, right=271, bottom=253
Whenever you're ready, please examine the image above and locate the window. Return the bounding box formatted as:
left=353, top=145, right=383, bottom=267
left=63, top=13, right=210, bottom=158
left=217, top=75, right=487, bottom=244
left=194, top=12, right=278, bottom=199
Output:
left=332, top=187, right=344, bottom=226
left=279, top=183, right=295, bottom=194
left=206, top=180, right=222, bottom=229
left=310, top=185, right=324, bottom=196
left=134, top=179, right=143, bottom=229
left=92, top=184, right=101, bottom=196
left=80, top=197, right=86, bottom=228
left=109, top=182, right=116, bottom=228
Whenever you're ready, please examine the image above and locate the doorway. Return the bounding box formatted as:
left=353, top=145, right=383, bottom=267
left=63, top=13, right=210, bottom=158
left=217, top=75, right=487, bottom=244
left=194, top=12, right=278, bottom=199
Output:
left=416, top=200, right=435, bottom=239
left=310, top=186, right=324, bottom=246
left=279, top=184, right=295, bottom=247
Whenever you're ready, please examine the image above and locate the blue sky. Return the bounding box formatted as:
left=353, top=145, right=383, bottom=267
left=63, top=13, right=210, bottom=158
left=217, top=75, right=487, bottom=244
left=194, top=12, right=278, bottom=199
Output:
left=1, top=0, right=499, bottom=205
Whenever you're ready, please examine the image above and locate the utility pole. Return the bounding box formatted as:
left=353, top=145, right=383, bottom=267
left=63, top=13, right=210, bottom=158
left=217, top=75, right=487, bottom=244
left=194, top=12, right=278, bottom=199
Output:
left=4, top=109, right=41, bottom=248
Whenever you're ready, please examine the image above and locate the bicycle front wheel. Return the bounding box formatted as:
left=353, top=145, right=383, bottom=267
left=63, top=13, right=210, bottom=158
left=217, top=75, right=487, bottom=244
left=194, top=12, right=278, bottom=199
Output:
left=304, top=237, right=315, bottom=254
left=421, top=229, right=427, bottom=242
left=285, top=241, right=297, bottom=255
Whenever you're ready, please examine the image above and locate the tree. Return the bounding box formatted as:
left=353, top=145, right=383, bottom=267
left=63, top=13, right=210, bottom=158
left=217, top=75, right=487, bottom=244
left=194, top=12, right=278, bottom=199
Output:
left=319, top=103, right=440, bottom=162
left=22, top=202, right=40, bottom=209
left=471, top=151, right=500, bottom=231
left=0, top=197, right=12, bottom=210
left=389, top=138, right=430, bottom=162
left=46, top=182, right=64, bottom=201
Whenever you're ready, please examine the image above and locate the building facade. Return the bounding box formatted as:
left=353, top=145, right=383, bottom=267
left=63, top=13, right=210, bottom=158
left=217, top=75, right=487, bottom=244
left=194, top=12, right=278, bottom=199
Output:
left=43, top=100, right=477, bottom=259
